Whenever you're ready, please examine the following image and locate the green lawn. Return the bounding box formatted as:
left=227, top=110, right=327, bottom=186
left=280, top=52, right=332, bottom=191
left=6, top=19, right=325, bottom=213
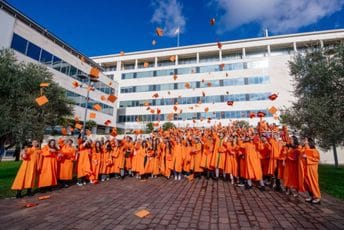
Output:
left=318, top=164, right=344, bottom=200
left=0, top=161, right=21, bottom=199
left=0, top=162, right=343, bottom=200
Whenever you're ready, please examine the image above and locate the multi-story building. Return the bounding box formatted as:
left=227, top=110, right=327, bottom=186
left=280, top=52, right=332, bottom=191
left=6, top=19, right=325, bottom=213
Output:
left=93, top=29, right=344, bottom=129
left=0, top=1, right=118, bottom=132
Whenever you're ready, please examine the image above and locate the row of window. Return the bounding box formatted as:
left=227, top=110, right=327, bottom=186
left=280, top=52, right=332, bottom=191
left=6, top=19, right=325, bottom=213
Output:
left=66, top=91, right=114, bottom=116
left=10, top=33, right=115, bottom=94
left=119, top=92, right=270, bottom=108
left=120, top=75, right=270, bottom=93
left=121, top=60, right=268, bottom=80
left=118, top=109, right=271, bottom=123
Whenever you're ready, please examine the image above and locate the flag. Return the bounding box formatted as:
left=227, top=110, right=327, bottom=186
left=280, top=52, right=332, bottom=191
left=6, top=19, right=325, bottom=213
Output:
left=174, top=27, right=180, bottom=35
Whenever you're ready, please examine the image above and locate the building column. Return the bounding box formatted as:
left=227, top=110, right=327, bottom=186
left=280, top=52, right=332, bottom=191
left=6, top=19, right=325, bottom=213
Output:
left=219, top=49, right=222, bottom=62
left=155, top=57, right=158, bottom=67
left=320, top=40, right=324, bottom=48
left=135, top=59, right=138, bottom=69
left=116, top=61, right=121, bottom=71
left=267, top=45, right=271, bottom=56
left=196, top=52, right=199, bottom=63
left=293, top=42, right=297, bottom=52
left=242, top=48, right=246, bottom=59
left=175, top=55, right=178, bottom=65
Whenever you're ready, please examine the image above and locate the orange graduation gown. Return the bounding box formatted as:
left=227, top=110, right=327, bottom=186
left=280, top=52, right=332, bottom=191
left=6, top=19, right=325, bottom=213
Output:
left=58, top=145, right=76, bottom=180
left=38, top=146, right=58, bottom=188
left=11, top=147, right=40, bottom=190
left=304, top=148, right=321, bottom=199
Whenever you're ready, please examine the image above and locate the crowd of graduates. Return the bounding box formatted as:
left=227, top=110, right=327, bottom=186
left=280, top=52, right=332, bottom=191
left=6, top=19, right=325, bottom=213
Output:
left=11, top=120, right=321, bottom=204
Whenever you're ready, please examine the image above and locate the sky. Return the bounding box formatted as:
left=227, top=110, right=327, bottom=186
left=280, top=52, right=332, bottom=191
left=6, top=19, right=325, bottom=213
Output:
left=5, top=0, right=344, bottom=57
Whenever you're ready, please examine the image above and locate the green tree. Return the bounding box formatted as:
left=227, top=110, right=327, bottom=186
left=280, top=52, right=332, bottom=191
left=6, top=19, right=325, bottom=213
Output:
left=283, top=42, right=344, bottom=168
left=146, top=122, right=154, bottom=133
left=162, top=122, right=176, bottom=131
left=0, top=49, right=74, bottom=158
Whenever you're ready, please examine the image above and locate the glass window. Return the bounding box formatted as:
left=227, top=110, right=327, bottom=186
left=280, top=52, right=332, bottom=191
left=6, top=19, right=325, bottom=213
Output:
left=60, top=61, right=70, bottom=75
left=156, top=69, right=174, bottom=77
left=69, top=66, right=78, bottom=78
left=52, top=56, right=62, bottom=72
left=40, top=49, right=53, bottom=65
left=26, top=42, right=41, bottom=61
left=136, top=71, right=154, bottom=78
left=10, top=33, right=28, bottom=54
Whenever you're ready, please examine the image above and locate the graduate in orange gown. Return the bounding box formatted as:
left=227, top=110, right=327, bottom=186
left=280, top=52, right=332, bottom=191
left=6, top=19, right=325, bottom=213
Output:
left=58, top=139, right=76, bottom=187
left=190, top=137, right=203, bottom=178
left=38, top=139, right=58, bottom=189
left=302, top=138, right=321, bottom=204
left=223, top=136, right=238, bottom=184
left=90, top=141, right=102, bottom=184
left=200, top=134, right=213, bottom=179
left=171, top=138, right=183, bottom=180
left=182, top=139, right=192, bottom=175
left=239, top=136, right=265, bottom=190
left=165, top=138, right=174, bottom=178
left=100, top=141, right=113, bottom=181
left=76, top=139, right=92, bottom=186
left=283, top=136, right=301, bottom=195
left=132, top=140, right=147, bottom=179
left=12, top=140, right=41, bottom=198
left=210, top=133, right=226, bottom=180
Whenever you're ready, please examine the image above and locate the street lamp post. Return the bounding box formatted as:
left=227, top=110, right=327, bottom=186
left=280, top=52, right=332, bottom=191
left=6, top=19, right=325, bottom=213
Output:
left=82, top=76, right=91, bottom=137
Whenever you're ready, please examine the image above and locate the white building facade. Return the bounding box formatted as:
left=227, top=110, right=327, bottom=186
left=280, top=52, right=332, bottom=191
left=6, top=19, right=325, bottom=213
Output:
left=93, top=29, right=344, bottom=130
left=0, top=1, right=118, bottom=132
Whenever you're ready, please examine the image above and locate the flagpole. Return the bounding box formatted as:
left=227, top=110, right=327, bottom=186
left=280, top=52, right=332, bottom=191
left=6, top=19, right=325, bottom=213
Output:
left=177, top=25, right=180, bottom=47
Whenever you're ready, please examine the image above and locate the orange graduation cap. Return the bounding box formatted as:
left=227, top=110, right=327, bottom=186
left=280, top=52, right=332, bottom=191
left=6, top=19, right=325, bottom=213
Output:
left=202, top=91, right=206, bottom=97
left=157, top=108, right=161, bottom=114
left=226, top=91, right=229, bottom=94
left=93, top=104, right=102, bottom=111
left=207, top=82, right=212, bottom=87
left=227, top=101, right=234, bottom=106
left=179, top=109, right=183, bottom=114
left=61, top=128, right=67, bottom=136
left=144, top=101, right=150, bottom=106
left=153, top=122, right=159, bottom=127
left=152, top=93, right=159, bottom=98
left=111, top=128, right=117, bottom=137
left=268, top=106, right=278, bottom=115
left=80, top=56, right=85, bottom=63
left=35, top=95, right=48, bottom=106
left=104, top=120, right=111, bottom=126
left=249, top=112, right=256, bottom=119
left=156, top=27, right=164, bottom=37
left=120, top=51, right=125, bottom=56
left=40, top=82, right=50, bottom=87
left=75, top=123, right=82, bottom=130
left=201, top=79, right=205, bottom=83
left=185, top=82, right=191, bottom=89
left=38, top=195, right=51, bottom=200
left=90, top=67, right=100, bottom=78
left=219, top=63, right=225, bottom=70
left=217, top=42, right=222, bottom=49
left=167, top=113, right=174, bottom=121
left=108, top=94, right=117, bottom=103
left=173, top=105, right=178, bottom=112
left=72, top=81, right=79, bottom=88
left=167, top=91, right=171, bottom=95
left=268, top=93, right=278, bottom=101
left=204, top=107, right=209, bottom=113
left=150, top=109, right=155, bottom=114
left=210, top=18, right=216, bottom=25
left=143, top=62, right=149, bottom=68
left=74, top=115, right=80, bottom=122
left=225, top=72, right=229, bottom=77
left=257, top=111, right=266, bottom=118
left=100, top=95, right=106, bottom=101
left=89, top=112, right=96, bottom=119
left=173, top=74, right=178, bottom=80
left=146, top=106, right=151, bottom=111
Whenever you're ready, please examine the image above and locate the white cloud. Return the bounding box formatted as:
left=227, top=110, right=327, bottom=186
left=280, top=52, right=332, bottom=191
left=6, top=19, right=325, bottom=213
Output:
left=151, top=0, right=186, bottom=37
left=214, top=0, right=344, bottom=33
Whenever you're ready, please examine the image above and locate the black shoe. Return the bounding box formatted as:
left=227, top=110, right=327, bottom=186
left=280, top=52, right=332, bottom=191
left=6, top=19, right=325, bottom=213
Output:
left=259, top=186, right=265, bottom=192
left=26, top=189, right=33, bottom=196
left=15, top=191, right=22, bottom=199
left=245, top=185, right=252, bottom=190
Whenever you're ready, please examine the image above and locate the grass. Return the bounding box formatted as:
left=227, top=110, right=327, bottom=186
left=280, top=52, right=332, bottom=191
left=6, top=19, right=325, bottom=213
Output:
left=0, top=161, right=21, bottom=199
left=0, top=161, right=343, bottom=200
left=318, top=164, right=344, bottom=200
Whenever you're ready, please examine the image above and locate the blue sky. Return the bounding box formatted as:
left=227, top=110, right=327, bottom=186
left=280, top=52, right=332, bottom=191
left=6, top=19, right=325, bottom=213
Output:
left=6, top=0, right=344, bottom=56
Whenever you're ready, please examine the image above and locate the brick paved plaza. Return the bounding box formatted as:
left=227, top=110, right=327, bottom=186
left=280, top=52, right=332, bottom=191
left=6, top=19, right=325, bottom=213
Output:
left=0, top=177, right=343, bottom=230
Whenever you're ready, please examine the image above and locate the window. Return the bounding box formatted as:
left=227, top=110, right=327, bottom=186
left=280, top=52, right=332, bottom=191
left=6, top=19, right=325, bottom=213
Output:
left=40, top=49, right=53, bottom=65
left=11, top=33, right=28, bottom=54
left=26, top=42, right=41, bottom=61
left=60, top=61, right=70, bottom=75
left=52, top=56, right=62, bottom=71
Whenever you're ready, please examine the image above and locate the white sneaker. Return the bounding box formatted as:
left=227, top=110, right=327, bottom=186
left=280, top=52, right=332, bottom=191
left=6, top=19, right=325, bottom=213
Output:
left=106, top=178, right=110, bottom=181
left=305, top=197, right=312, bottom=202
left=178, top=175, right=181, bottom=180
left=83, top=182, right=87, bottom=185
left=77, top=182, right=83, bottom=186
left=174, top=176, right=177, bottom=180
left=101, top=179, right=105, bottom=182
left=312, top=198, right=321, bottom=204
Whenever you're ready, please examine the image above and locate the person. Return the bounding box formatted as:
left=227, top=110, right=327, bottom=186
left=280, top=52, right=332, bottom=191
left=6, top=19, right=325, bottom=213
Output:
left=100, top=140, right=113, bottom=181
left=11, top=140, right=41, bottom=198
left=57, top=138, right=76, bottom=187
left=303, top=138, right=321, bottom=204
left=76, top=138, right=92, bottom=186
left=90, top=141, right=102, bottom=184
left=37, top=139, right=59, bottom=190
left=283, top=136, right=301, bottom=196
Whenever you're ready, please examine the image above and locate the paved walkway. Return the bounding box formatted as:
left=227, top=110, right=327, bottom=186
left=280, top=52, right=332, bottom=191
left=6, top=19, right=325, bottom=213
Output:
left=0, top=177, right=343, bottom=230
